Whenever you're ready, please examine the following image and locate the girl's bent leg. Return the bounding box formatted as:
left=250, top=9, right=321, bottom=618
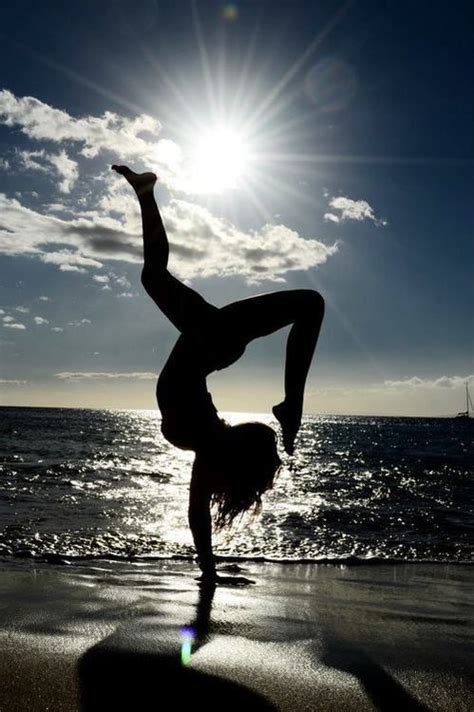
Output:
left=219, top=289, right=324, bottom=453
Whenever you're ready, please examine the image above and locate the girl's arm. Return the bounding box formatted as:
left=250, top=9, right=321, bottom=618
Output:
left=188, top=457, right=216, bottom=580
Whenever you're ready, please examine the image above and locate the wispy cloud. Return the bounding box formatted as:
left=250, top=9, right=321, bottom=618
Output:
left=0, top=193, right=337, bottom=283
left=384, top=375, right=473, bottom=389
left=0, top=89, right=181, bottom=185
left=0, top=89, right=339, bottom=283
left=55, top=371, right=156, bottom=380
left=33, top=316, right=49, bottom=325
left=48, top=151, right=79, bottom=193
left=324, top=196, right=387, bottom=226
left=67, top=319, right=91, bottom=327
left=39, top=250, right=104, bottom=273
left=3, top=322, right=26, bottom=330
left=18, top=149, right=49, bottom=173
left=18, top=148, right=79, bottom=193
left=0, top=379, right=28, bottom=386
left=1, top=90, right=161, bottom=159
left=161, top=199, right=338, bottom=282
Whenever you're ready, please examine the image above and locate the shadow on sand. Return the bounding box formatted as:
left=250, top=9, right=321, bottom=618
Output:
left=78, top=579, right=276, bottom=711
left=79, top=574, right=431, bottom=711
left=321, top=636, right=431, bottom=712
left=79, top=646, right=276, bottom=711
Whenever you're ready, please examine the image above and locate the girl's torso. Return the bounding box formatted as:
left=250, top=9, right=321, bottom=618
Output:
left=156, top=313, right=247, bottom=450
left=156, top=333, right=223, bottom=451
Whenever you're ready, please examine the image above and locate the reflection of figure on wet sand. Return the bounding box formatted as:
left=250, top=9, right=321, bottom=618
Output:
left=112, top=165, right=324, bottom=583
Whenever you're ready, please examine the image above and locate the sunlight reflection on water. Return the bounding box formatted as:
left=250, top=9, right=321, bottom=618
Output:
left=0, top=408, right=472, bottom=562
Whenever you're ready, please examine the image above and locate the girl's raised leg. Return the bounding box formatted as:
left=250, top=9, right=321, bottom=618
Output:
left=111, top=165, right=217, bottom=332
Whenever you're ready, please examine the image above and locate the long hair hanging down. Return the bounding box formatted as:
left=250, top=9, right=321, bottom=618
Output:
left=210, top=422, right=281, bottom=530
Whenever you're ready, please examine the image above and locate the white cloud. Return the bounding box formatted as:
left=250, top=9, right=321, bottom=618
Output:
left=325, top=196, right=387, bottom=226
left=114, top=274, right=131, bottom=288
left=0, top=193, right=337, bottom=283
left=323, top=212, right=340, bottom=224
left=93, top=274, right=110, bottom=284
left=0, top=193, right=140, bottom=265
left=18, top=148, right=79, bottom=193
left=0, top=88, right=174, bottom=169
left=16, top=306, right=30, bottom=313
left=67, top=318, right=92, bottom=327
left=0, top=90, right=340, bottom=282
left=18, top=149, right=49, bottom=173
left=0, top=379, right=27, bottom=385
left=47, top=151, right=79, bottom=193
left=384, top=375, right=473, bottom=390
left=117, top=292, right=135, bottom=298
left=46, top=203, right=68, bottom=213
left=55, top=371, right=156, bottom=380
left=0, top=158, right=10, bottom=170
left=51, top=327, right=64, bottom=332
left=34, top=316, right=49, bottom=325
left=161, top=199, right=338, bottom=282
left=3, top=322, right=26, bottom=330
left=39, top=295, right=50, bottom=301
left=3, top=315, right=14, bottom=322
left=0, top=309, right=4, bottom=315
left=40, top=250, right=103, bottom=273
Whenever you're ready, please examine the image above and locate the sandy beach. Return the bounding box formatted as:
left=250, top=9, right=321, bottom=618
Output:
left=0, top=558, right=471, bottom=711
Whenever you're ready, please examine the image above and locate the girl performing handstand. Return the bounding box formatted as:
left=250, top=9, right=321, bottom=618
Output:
left=112, top=165, right=324, bottom=582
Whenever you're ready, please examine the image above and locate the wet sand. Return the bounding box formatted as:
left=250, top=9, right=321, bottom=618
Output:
left=0, top=558, right=472, bottom=711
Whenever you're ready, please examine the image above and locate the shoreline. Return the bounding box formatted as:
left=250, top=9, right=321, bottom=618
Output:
left=2, top=552, right=474, bottom=566
left=0, top=559, right=471, bottom=711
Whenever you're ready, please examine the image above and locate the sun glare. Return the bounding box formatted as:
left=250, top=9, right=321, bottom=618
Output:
left=190, top=127, right=250, bottom=193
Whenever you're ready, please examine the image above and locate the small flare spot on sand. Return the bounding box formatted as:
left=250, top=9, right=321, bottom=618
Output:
left=180, top=626, right=195, bottom=665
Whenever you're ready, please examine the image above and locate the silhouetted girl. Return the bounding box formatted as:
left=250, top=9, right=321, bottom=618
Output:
left=112, top=165, right=324, bottom=582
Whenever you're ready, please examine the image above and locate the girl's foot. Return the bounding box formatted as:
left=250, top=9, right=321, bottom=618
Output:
left=111, top=165, right=157, bottom=195
left=272, top=400, right=302, bottom=455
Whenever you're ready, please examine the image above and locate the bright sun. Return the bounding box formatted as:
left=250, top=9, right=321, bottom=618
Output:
left=190, top=127, right=250, bottom=193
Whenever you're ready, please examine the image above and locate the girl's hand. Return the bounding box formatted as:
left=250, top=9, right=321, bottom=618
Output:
left=195, top=573, right=256, bottom=586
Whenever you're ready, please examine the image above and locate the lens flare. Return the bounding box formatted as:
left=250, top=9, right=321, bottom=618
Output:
left=180, top=625, right=195, bottom=665
left=222, top=4, right=239, bottom=22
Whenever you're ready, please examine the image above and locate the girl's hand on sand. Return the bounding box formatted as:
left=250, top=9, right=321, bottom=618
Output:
left=217, top=563, right=246, bottom=573
left=215, top=575, right=256, bottom=586
left=195, top=573, right=255, bottom=586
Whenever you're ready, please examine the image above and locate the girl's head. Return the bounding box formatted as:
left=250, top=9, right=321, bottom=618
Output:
left=209, top=421, right=281, bottom=529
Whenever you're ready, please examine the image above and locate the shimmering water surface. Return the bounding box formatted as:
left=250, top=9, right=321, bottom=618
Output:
left=1, top=407, right=473, bottom=563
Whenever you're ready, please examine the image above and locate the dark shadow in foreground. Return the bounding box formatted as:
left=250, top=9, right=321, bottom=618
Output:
left=322, top=637, right=431, bottom=712
left=78, top=580, right=276, bottom=711
left=78, top=645, right=276, bottom=711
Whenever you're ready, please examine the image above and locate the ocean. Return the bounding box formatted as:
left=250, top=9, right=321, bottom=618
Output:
left=1, top=406, right=472, bottom=564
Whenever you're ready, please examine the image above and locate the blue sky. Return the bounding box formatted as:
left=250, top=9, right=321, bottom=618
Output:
left=0, top=0, right=473, bottom=415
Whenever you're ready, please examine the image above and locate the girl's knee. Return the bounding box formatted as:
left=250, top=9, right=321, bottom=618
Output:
left=141, top=267, right=151, bottom=289
left=141, top=266, right=165, bottom=291
left=300, top=289, right=324, bottom=315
